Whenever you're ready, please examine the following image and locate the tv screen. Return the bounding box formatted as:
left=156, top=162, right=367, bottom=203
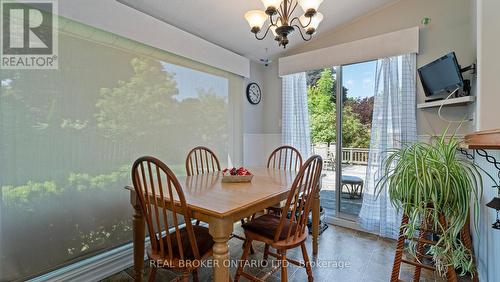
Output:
left=418, top=52, right=464, bottom=97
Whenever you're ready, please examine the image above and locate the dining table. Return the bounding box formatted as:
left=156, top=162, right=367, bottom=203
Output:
left=128, top=167, right=321, bottom=282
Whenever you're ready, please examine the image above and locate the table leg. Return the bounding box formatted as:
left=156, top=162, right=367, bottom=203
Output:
left=312, top=189, right=320, bottom=255
left=209, top=218, right=233, bottom=282
left=131, top=192, right=145, bottom=282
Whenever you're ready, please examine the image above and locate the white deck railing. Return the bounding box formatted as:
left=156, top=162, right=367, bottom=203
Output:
left=312, top=145, right=370, bottom=165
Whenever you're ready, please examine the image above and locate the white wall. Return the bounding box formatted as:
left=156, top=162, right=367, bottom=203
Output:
left=473, top=1, right=500, bottom=281
left=477, top=0, right=500, bottom=131
left=243, top=61, right=282, bottom=166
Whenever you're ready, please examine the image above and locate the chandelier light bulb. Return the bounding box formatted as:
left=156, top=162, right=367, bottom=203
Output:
left=298, top=0, right=323, bottom=14
left=245, top=10, right=268, bottom=32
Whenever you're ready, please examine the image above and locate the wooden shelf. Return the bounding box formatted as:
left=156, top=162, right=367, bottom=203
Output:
left=461, top=129, right=500, bottom=149
left=417, top=96, right=475, bottom=109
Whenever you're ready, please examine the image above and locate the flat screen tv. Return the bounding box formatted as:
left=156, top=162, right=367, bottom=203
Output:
left=418, top=52, right=464, bottom=97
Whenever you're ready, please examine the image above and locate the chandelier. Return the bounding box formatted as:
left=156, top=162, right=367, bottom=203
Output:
left=244, top=0, right=324, bottom=48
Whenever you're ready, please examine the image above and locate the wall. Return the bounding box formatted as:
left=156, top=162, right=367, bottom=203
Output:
left=282, top=0, right=477, bottom=136
left=243, top=61, right=282, bottom=166
left=477, top=0, right=500, bottom=131
left=473, top=1, right=500, bottom=281
left=244, top=62, right=267, bottom=134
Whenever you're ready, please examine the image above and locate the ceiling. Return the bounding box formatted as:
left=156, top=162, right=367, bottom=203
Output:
left=118, top=0, right=399, bottom=62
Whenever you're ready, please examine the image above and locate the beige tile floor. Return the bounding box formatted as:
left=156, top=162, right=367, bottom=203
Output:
left=102, top=224, right=471, bottom=282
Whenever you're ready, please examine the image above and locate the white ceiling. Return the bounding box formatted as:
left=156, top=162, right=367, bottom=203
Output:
left=118, top=0, right=399, bottom=61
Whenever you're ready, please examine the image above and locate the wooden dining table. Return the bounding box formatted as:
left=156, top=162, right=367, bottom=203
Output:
left=128, top=167, right=321, bottom=282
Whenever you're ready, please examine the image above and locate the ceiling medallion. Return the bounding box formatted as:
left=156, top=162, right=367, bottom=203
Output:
left=245, top=0, right=324, bottom=48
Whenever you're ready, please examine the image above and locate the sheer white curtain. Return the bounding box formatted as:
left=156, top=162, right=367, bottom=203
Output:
left=358, top=53, right=417, bottom=239
left=282, top=72, right=311, bottom=157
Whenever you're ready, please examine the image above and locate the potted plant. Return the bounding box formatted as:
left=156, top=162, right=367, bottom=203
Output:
left=376, top=129, right=488, bottom=277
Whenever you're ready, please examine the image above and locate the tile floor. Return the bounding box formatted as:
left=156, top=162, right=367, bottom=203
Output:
left=102, top=224, right=470, bottom=282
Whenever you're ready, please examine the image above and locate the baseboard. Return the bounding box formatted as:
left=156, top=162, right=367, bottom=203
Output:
left=27, top=225, right=186, bottom=282
left=27, top=242, right=142, bottom=282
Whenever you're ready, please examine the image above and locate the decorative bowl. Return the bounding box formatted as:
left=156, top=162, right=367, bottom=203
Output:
left=221, top=174, right=253, bottom=183
left=221, top=167, right=253, bottom=183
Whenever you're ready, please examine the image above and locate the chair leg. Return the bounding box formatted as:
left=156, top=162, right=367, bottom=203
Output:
left=263, top=244, right=270, bottom=260
left=181, top=271, right=190, bottom=282
left=301, top=242, right=313, bottom=282
left=147, top=267, right=157, bottom=282
left=192, top=269, right=199, bottom=282
left=235, top=239, right=253, bottom=282
left=280, top=250, right=288, bottom=282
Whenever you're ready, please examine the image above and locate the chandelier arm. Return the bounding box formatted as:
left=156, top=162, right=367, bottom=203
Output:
left=276, top=9, right=283, bottom=21
left=290, top=15, right=312, bottom=28
left=279, top=2, right=285, bottom=20
left=292, top=24, right=313, bottom=41
left=255, top=24, right=273, bottom=40
left=288, top=0, right=298, bottom=17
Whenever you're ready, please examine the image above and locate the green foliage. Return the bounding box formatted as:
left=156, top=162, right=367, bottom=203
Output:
left=3, top=165, right=130, bottom=208
left=95, top=58, right=179, bottom=139
left=376, top=129, right=488, bottom=277
left=307, top=69, right=370, bottom=147
left=68, top=165, right=130, bottom=191
left=3, top=181, right=60, bottom=209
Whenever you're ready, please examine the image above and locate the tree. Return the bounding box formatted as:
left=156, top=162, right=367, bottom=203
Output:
left=306, top=68, right=348, bottom=103
left=307, top=69, right=370, bottom=148
left=345, top=96, right=374, bottom=126
left=95, top=58, right=179, bottom=140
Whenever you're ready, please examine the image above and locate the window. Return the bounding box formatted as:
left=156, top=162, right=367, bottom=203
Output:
left=0, top=21, right=240, bottom=280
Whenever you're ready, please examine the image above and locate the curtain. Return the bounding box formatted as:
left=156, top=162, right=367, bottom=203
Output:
left=358, top=53, right=417, bottom=239
left=282, top=72, right=311, bottom=158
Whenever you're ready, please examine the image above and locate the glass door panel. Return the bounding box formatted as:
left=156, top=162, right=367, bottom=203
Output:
left=306, top=67, right=337, bottom=218
left=338, top=61, right=376, bottom=219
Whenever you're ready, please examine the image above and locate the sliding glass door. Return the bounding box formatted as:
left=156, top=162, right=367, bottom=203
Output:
left=338, top=61, right=376, bottom=220
left=307, top=62, right=376, bottom=221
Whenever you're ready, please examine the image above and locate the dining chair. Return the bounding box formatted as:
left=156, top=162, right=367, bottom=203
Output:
left=185, top=146, right=221, bottom=226
left=185, top=146, right=221, bottom=176
left=235, top=155, right=323, bottom=282
left=266, top=145, right=303, bottom=215
left=185, top=146, right=254, bottom=253
left=132, top=156, right=213, bottom=282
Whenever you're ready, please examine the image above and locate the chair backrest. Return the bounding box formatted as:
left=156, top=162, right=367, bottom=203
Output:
left=131, top=156, right=200, bottom=261
left=274, top=155, right=323, bottom=242
left=185, top=146, right=221, bottom=176
left=267, top=145, right=303, bottom=171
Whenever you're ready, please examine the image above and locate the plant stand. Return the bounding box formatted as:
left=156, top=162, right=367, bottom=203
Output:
left=390, top=211, right=478, bottom=282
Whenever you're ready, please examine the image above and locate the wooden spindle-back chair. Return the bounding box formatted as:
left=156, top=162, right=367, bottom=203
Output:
left=235, top=155, right=323, bottom=282
left=267, top=145, right=303, bottom=171
left=185, top=146, right=220, bottom=225
left=132, top=156, right=213, bottom=282
left=185, top=146, right=253, bottom=253
left=185, top=146, right=221, bottom=176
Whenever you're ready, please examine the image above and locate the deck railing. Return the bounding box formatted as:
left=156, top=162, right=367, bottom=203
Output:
left=312, top=145, right=370, bottom=166
left=341, top=148, right=370, bottom=165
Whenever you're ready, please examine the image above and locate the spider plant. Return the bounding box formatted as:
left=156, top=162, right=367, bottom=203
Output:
left=376, top=129, right=487, bottom=277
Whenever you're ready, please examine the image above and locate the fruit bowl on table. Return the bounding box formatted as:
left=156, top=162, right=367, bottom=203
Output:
left=221, top=167, right=253, bottom=183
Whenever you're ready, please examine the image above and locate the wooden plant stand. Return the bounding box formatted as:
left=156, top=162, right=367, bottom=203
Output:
left=391, top=210, right=478, bottom=282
